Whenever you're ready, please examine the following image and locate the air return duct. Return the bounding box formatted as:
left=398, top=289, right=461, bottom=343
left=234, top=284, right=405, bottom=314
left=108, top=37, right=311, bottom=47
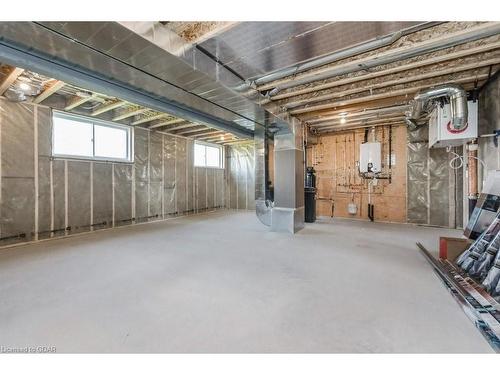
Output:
left=406, top=84, right=468, bottom=130
left=255, top=124, right=273, bottom=226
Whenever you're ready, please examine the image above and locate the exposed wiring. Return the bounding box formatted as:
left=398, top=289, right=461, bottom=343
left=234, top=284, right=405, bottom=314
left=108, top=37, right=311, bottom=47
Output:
left=448, top=150, right=487, bottom=171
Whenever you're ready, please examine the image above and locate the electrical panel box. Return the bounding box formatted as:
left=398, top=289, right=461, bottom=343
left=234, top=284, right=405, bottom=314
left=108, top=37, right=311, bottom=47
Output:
left=428, top=100, right=478, bottom=149
left=359, top=142, right=381, bottom=173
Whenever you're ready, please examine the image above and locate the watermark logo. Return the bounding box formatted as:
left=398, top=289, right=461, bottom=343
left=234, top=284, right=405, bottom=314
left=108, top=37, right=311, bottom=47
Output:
left=0, top=345, right=57, bottom=354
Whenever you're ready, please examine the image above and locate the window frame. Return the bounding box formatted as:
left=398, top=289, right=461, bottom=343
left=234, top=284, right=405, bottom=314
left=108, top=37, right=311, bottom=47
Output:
left=52, top=110, right=134, bottom=163
left=194, top=140, right=224, bottom=169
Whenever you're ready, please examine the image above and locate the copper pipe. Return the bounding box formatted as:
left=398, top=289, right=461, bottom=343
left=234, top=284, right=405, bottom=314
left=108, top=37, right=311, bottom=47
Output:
left=468, top=143, right=479, bottom=199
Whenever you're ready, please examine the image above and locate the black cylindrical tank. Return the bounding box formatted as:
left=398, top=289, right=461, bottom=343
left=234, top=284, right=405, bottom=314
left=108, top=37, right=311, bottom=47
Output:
left=305, top=167, right=316, bottom=223
left=305, top=167, right=316, bottom=188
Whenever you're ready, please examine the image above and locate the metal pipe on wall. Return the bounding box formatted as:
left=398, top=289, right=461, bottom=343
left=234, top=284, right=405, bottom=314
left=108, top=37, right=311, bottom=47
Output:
left=467, top=142, right=479, bottom=217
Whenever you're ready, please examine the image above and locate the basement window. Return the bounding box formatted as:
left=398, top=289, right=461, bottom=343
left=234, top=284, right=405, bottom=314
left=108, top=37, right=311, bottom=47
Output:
left=194, top=141, right=223, bottom=168
left=52, top=111, right=133, bottom=162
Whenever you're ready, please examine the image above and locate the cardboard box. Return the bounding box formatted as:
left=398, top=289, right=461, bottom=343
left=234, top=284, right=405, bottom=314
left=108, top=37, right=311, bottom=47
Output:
left=439, top=237, right=472, bottom=261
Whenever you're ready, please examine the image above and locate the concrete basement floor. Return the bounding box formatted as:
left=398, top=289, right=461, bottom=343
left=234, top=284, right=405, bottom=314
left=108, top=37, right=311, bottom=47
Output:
left=0, top=211, right=493, bottom=353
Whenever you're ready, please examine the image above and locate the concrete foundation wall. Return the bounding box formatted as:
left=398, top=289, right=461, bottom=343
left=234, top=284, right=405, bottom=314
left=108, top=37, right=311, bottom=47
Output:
left=0, top=99, right=224, bottom=247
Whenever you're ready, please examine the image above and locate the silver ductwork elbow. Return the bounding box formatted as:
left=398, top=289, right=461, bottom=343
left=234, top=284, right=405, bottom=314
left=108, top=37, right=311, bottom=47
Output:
left=406, top=84, right=468, bottom=130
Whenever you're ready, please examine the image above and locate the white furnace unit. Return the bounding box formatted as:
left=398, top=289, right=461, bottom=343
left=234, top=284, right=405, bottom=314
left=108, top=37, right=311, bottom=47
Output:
left=359, top=142, right=382, bottom=173
left=428, top=100, right=478, bottom=148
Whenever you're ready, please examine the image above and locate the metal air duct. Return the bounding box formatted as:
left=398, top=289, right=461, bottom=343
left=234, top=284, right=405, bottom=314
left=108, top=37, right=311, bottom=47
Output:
left=406, top=84, right=468, bottom=130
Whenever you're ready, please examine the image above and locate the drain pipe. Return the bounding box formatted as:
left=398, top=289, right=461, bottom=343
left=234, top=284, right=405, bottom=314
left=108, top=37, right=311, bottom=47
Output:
left=406, top=84, right=468, bottom=130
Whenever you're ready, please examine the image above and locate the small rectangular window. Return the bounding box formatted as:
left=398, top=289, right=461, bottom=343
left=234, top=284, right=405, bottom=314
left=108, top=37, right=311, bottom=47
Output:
left=194, top=142, right=223, bottom=168
left=52, top=111, right=133, bottom=162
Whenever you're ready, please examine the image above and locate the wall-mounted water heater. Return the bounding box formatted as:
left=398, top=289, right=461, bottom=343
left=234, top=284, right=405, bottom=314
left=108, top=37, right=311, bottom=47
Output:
left=359, top=142, right=382, bottom=173
left=428, top=100, right=478, bottom=149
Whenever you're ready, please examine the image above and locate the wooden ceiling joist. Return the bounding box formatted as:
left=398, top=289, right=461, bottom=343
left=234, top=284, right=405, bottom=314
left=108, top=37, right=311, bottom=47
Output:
left=269, top=42, right=500, bottom=102
left=218, top=139, right=252, bottom=145
left=257, top=22, right=500, bottom=92
left=91, top=100, right=127, bottom=116
left=319, top=120, right=405, bottom=134
left=298, top=96, right=412, bottom=121
left=112, top=107, right=148, bottom=121
left=307, top=105, right=410, bottom=125
left=166, top=123, right=202, bottom=133
left=64, top=93, right=98, bottom=111
left=149, top=118, right=186, bottom=129
left=32, top=80, right=65, bottom=104
left=290, top=74, right=490, bottom=115
left=195, top=131, right=225, bottom=140
left=0, top=67, right=24, bottom=96
left=176, top=127, right=214, bottom=136
left=311, top=113, right=406, bottom=129
left=312, top=115, right=405, bottom=131
left=131, top=113, right=167, bottom=125
left=284, top=60, right=500, bottom=110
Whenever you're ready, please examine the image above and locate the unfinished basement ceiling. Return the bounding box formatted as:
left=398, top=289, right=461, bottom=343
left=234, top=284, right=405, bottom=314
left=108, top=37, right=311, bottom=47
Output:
left=0, top=62, right=245, bottom=145
left=0, top=21, right=292, bottom=138
left=166, top=21, right=500, bottom=134
left=192, top=22, right=423, bottom=80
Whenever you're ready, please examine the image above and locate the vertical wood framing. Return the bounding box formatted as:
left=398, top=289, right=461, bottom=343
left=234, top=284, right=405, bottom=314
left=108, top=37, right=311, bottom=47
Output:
left=34, top=106, right=39, bottom=240
left=112, top=163, right=115, bottom=227
left=147, top=131, right=151, bottom=219
left=131, top=163, right=136, bottom=221
left=64, top=160, right=68, bottom=233
left=49, top=159, right=54, bottom=237
left=162, top=134, right=165, bottom=219
left=90, top=162, right=94, bottom=230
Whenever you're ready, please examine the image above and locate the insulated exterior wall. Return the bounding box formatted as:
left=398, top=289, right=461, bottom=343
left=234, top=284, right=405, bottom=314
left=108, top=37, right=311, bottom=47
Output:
left=225, top=143, right=256, bottom=210
left=406, top=124, right=464, bottom=227
left=37, top=107, right=52, bottom=238
left=134, top=128, right=150, bottom=223
left=478, top=75, right=500, bottom=191
left=92, top=162, right=113, bottom=228
left=0, top=99, right=224, bottom=247
left=0, top=101, right=35, bottom=244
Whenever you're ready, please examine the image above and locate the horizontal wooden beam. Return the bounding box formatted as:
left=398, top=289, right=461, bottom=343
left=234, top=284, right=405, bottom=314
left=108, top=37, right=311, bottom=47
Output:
left=131, top=113, right=167, bottom=125
left=310, top=113, right=406, bottom=129
left=290, top=74, right=490, bottom=115
left=194, top=131, right=226, bottom=140
left=318, top=120, right=405, bottom=134
left=64, top=93, right=98, bottom=111
left=0, top=67, right=24, bottom=96
left=149, top=118, right=186, bottom=129
left=297, top=96, right=412, bottom=121
left=176, top=127, right=214, bottom=136
left=166, top=123, right=201, bottom=133
left=258, top=22, right=500, bottom=91
left=313, top=116, right=405, bottom=131
left=284, top=60, right=499, bottom=109
left=307, top=105, right=410, bottom=125
left=32, top=80, right=65, bottom=104
left=112, top=107, right=148, bottom=121
left=268, top=42, right=500, bottom=102
left=218, top=139, right=253, bottom=145
left=91, top=100, right=127, bottom=116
